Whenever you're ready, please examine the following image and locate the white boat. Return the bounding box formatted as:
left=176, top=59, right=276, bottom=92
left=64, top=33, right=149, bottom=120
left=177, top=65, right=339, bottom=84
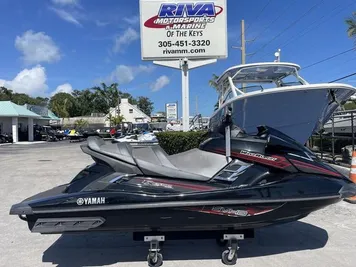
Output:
left=209, top=62, right=356, bottom=144
left=323, top=110, right=356, bottom=135
left=112, top=132, right=158, bottom=145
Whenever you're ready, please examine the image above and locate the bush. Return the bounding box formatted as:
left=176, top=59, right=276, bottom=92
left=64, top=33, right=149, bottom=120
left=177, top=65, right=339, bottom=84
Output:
left=155, top=131, right=208, bottom=155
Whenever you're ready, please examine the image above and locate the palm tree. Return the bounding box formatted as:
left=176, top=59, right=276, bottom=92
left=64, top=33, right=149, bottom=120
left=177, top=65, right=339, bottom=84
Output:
left=74, top=119, right=89, bottom=130
left=346, top=12, right=356, bottom=41
left=208, top=74, right=219, bottom=91
left=93, top=83, right=120, bottom=110
left=209, top=74, right=220, bottom=111
left=0, top=87, right=13, bottom=101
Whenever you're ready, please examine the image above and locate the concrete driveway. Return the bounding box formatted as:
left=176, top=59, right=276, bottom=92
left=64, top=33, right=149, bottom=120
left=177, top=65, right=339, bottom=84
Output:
left=1, top=141, right=356, bottom=267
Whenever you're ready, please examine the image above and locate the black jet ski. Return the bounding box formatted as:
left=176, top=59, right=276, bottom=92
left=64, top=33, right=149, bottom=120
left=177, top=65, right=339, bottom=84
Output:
left=9, top=125, right=356, bottom=266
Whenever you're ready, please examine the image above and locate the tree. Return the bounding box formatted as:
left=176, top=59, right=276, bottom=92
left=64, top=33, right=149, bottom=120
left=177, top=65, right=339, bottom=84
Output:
left=346, top=12, right=356, bottom=40
left=121, top=92, right=137, bottom=105
left=92, top=83, right=120, bottom=114
left=72, top=89, right=96, bottom=116
left=137, top=96, right=154, bottom=116
left=34, top=97, right=49, bottom=106
left=0, top=87, right=48, bottom=106
left=208, top=74, right=220, bottom=92
left=109, top=114, right=125, bottom=126
left=49, top=92, right=75, bottom=118
left=0, top=87, right=13, bottom=101
left=74, top=118, right=89, bottom=129
left=209, top=74, right=220, bottom=111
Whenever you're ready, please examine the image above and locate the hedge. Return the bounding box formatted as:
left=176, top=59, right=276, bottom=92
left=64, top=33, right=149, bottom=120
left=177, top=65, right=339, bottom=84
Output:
left=155, top=131, right=209, bottom=155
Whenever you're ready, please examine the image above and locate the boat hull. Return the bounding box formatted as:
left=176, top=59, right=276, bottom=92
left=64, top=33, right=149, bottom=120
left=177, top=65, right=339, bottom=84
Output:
left=209, top=85, right=356, bottom=144
left=23, top=197, right=340, bottom=234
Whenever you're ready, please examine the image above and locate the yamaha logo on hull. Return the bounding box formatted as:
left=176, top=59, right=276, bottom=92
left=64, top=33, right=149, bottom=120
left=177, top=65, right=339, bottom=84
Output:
left=76, top=197, right=106, bottom=205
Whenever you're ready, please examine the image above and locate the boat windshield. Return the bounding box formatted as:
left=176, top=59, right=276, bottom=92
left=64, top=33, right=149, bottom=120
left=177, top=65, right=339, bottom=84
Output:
left=217, top=63, right=308, bottom=104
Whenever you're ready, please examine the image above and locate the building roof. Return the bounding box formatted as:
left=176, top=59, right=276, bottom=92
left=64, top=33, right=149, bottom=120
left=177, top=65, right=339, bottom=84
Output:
left=107, top=98, right=151, bottom=122
left=24, top=103, right=60, bottom=121
left=0, top=101, right=42, bottom=118
left=48, top=109, right=60, bottom=121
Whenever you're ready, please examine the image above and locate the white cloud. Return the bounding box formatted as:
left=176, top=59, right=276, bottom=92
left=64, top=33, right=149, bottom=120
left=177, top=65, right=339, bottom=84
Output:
left=0, top=65, right=48, bottom=96
left=49, top=7, right=82, bottom=26
left=123, top=16, right=140, bottom=25
left=105, top=64, right=155, bottom=84
left=150, top=76, right=170, bottom=92
left=15, top=30, right=61, bottom=65
left=113, top=28, right=139, bottom=53
left=51, top=0, right=80, bottom=6
left=51, top=83, right=73, bottom=96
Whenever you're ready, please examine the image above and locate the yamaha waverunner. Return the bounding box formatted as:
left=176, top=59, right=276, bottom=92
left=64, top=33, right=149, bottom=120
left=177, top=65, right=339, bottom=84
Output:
left=9, top=125, right=356, bottom=266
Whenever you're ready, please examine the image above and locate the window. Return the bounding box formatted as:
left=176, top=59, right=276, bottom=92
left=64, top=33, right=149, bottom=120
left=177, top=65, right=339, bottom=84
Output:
left=129, top=109, right=133, bottom=114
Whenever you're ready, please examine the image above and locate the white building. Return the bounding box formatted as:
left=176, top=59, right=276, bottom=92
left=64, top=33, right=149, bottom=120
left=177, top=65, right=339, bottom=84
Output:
left=106, top=98, right=151, bottom=124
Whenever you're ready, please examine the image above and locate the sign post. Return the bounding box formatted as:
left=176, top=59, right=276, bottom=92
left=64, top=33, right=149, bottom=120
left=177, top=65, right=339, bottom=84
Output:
left=165, top=102, right=178, bottom=121
left=139, top=0, right=228, bottom=131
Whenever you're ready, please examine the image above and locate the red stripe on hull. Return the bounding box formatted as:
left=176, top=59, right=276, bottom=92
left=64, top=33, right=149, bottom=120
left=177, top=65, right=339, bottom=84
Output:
left=135, top=178, right=215, bottom=191
left=184, top=205, right=281, bottom=217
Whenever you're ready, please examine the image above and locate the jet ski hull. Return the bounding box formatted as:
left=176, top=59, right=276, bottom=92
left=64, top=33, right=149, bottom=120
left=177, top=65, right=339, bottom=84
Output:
left=10, top=127, right=356, bottom=236
left=16, top=197, right=341, bottom=234
left=11, top=173, right=352, bottom=234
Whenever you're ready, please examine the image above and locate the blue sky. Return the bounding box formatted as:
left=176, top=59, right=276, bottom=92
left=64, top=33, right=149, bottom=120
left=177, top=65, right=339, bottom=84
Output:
left=0, top=0, right=355, bottom=116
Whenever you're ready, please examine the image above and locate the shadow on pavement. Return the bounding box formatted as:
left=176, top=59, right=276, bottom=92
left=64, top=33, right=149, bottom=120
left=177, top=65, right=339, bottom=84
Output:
left=42, top=221, right=329, bottom=267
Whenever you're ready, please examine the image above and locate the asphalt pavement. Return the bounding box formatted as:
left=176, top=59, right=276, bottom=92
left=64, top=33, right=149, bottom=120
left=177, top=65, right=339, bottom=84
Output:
left=1, top=141, right=356, bottom=267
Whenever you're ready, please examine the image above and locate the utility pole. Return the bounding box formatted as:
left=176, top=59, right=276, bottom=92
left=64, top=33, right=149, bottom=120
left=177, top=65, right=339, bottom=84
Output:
left=241, top=19, right=246, bottom=65
left=117, top=92, right=121, bottom=117
left=232, top=20, right=246, bottom=65
left=117, top=90, right=121, bottom=130
left=232, top=20, right=254, bottom=92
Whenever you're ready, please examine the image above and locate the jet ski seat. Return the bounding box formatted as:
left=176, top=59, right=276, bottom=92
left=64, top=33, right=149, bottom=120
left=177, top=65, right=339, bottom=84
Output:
left=86, top=136, right=136, bottom=165
left=86, top=136, right=230, bottom=181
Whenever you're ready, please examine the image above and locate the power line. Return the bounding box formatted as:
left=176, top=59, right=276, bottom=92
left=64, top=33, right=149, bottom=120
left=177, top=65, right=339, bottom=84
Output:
left=256, top=1, right=355, bottom=61
left=249, top=0, right=297, bottom=46
left=329, top=72, right=356, bottom=83
left=234, top=0, right=273, bottom=43
left=315, top=54, right=356, bottom=82
left=281, top=2, right=354, bottom=49
left=303, top=48, right=355, bottom=70
left=249, top=0, right=325, bottom=60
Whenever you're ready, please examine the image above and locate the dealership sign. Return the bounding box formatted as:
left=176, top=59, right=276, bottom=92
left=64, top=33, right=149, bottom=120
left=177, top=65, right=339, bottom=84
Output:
left=166, top=103, right=178, bottom=120
left=139, top=0, right=227, bottom=60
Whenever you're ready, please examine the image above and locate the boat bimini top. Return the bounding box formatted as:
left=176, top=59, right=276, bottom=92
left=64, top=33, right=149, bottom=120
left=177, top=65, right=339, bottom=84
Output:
left=215, top=62, right=309, bottom=108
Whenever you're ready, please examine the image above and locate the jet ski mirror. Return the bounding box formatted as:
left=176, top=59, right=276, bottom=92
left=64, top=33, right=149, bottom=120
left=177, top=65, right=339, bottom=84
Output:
left=217, top=106, right=233, bottom=136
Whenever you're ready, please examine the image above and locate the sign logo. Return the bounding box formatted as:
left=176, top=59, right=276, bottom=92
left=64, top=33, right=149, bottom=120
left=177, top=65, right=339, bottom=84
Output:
left=212, top=206, right=249, bottom=217
left=144, top=2, right=223, bottom=30
left=76, top=197, right=106, bottom=205
left=141, top=180, right=173, bottom=189
left=240, top=150, right=278, bottom=162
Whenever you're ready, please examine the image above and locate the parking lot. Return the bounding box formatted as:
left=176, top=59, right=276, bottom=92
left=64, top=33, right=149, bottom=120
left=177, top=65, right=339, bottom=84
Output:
left=1, top=141, right=356, bottom=267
